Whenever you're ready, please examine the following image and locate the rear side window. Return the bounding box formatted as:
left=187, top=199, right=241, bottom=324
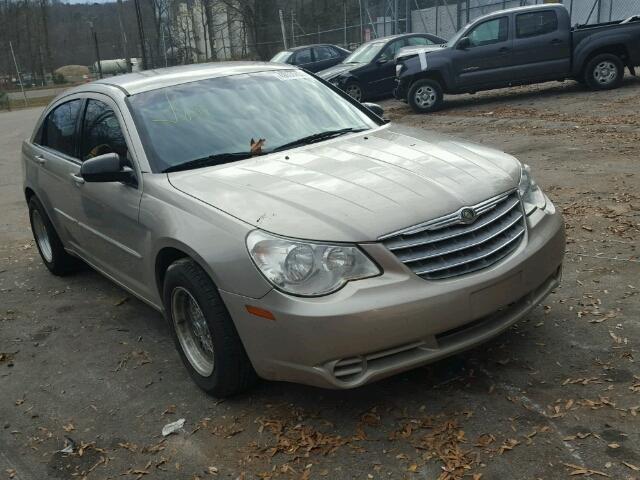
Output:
left=516, top=11, right=558, bottom=38
left=468, top=17, right=509, bottom=46
left=42, top=99, right=82, bottom=157
left=80, top=99, right=128, bottom=161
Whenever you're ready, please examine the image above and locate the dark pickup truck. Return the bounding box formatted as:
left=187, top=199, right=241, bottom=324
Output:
left=394, top=4, right=640, bottom=113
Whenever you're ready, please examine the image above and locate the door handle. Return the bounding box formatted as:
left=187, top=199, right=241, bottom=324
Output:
left=70, top=173, right=85, bottom=185
left=498, top=47, right=511, bottom=53
left=550, top=39, right=562, bottom=45
left=34, top=155, right=46, bottom=165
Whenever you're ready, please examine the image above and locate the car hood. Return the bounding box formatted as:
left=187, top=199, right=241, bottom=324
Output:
left=167, top=125, right=522, bottom=242
left=317, top=62, right=362, bottom=80
left=396, top=44, right=447, bottom=61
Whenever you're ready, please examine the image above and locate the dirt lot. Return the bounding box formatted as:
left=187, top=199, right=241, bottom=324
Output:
left=1, top=77, right=639, bottom=480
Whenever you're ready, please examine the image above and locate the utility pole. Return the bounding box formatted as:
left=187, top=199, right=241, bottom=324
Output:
left=88, top=21, right=103, bottom=79
left=9, top=41, right=28, bottom=107
left=116, top=0, right=131, bottom=72
left=291, top=10, right=295, bottom=47
left=278, top=9, right=288, bottom=49
left=133, top=0, right=148, bottom=69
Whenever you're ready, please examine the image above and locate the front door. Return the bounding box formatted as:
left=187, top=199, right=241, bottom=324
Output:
left=368, top=38, right=407, bottom=96
left=32, top=98, right=86, bottom=251
left=73, top=95, right=149, bottom=298
left=511, top=9, right=571, bottom=80
left=452, top=16, right=513, bottom=89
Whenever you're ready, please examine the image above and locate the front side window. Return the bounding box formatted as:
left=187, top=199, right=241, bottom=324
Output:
left=516, top=11, right=558, bottom=38
left=42, top=99, right=82, bottom=157
left=314, top=46, right=338, bottom=60
left=80, top=99, right=127, bottom=161
left=294, top=49, right=312, bottom=64
left=406, top=36, right=436, bottom=46
left=127, top=70, right=378, bottom=173
left=468, top=17, right=509, bottom=46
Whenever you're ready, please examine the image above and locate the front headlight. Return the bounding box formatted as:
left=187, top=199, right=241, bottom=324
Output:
left=395, top=64, right=403, bottom=76
left=518, top=164, right=546, bottom=215
left=246, top=230, right=380, bottom=296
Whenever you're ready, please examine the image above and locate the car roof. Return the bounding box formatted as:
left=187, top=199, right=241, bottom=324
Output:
left=287, top=44, right=343, bottom=51
left=363, top=32, right=433, bottom=45
left=89, top=62, right=294, bottom=95
left=475, top=3, right=565, bottom=21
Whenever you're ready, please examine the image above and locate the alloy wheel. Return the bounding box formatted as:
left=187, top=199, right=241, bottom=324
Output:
left=414, top=85, right=437, bottom=109
left=171, top=286, right=215, bottom=376
left=593, top=61, right=618, bottom=85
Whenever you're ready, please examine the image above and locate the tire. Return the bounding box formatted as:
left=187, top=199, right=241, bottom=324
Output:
left=408, top=79, right=444, bottom=113
left=344, top=82, right=364, bottom=102
left=163, top=258, right=257, bottom=397
left=28, top=196, right=80, bottom=276
left=584, top=53, right=624, bottom=90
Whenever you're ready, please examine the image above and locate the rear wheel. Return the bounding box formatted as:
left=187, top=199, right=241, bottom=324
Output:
left=584, top=54, right=624, bottom=90
left=28, top=196, right=81, bottom=276
left=408, top=79, right=444, bottom=113
left=163, top=258, right=257, bottom=397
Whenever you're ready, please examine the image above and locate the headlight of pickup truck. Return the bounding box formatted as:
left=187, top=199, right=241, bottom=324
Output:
left=518, top=164, right=546, bottom=215
left=395, top=64, right=403, bottom=76
left=247, top=230, right=380, bottom=296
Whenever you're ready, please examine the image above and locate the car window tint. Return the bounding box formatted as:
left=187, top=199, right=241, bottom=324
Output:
left=468, top=17, right=509, bottom=46
left=314, top=46, right=338, bottom=60
left=80, top=99, right=128, bottom=161
left=380, top=38, right=406, bottom=61
left=294, top=49, right=312, bottom=64
left=42, top=99, right=82, bottom=157
left=516, top=11, right=558, bottom=38
left=406, top=36, right=435, bottom=46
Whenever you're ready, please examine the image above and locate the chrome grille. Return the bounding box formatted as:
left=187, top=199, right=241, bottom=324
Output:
left=381, top=190, right=525, bottom=280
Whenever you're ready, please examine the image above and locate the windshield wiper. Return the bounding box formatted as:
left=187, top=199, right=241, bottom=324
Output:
left=271, top=128, right=367, bottom=153
left=163, top=152, right=253, bottom=173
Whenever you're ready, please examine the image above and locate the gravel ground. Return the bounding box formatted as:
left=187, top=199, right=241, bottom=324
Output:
left=1, top=77, right=639, bottom=480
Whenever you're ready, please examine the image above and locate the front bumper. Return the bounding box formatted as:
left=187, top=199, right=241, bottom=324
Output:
left=221, top=205, right=565, bottom=389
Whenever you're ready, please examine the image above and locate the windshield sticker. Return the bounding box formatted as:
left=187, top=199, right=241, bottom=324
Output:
left=273, top=70, right=308, bottom=81
left=419, top=51, right=428, bottom=71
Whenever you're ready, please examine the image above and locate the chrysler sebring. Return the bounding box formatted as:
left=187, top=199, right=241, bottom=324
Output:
left=22, top=63, right=564, bottom=396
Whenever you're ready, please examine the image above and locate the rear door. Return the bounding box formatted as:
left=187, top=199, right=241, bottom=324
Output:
left=368, top=37, right=407, bottom=95
left=73, top=95, right=148, bottom=297
left=511, top=9, right=571, bottom=80
left=451, top=16, right=513, bottom=89
left=30, top=98, right=86, bottom=250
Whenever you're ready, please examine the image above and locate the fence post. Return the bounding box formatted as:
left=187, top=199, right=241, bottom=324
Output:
left=456, top=0, right=462, bottom=30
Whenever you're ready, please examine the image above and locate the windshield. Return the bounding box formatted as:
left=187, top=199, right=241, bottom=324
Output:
left=270, top=51, right=292, bottom=63
left=344, top=42, right=385, bottom=64
left=127, top=70, right=378, bottom=173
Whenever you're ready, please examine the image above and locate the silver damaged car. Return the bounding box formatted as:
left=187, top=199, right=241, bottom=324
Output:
left=22, top=63, right=565, bottom=396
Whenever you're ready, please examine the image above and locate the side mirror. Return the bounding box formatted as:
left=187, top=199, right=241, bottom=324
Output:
left=80, top=152, right=134, bottom=183
left=457, top=37, right=471, bottom=50
left=362, top=102, right=384, bottom=117
left=376, top=57, right=389, bottom=65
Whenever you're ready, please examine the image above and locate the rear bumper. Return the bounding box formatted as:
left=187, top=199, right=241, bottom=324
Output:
left=221, top=205, right=565, bottom=389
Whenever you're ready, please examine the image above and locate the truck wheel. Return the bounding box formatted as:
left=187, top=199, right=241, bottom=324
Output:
left=28, top=196, right=81, bottom=276
left=584, top=54, right=624, bottom=90
left=408, top=79, right=443, bottom=113
left=163, top=258, right=257, bottom=397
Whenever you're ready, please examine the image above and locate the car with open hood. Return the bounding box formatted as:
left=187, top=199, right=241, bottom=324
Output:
left=22, top=62, right=565, bottom=396
left=317, top=33, right=445, bottom=101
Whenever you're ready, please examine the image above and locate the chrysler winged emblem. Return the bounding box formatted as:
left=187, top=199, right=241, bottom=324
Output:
left=459, top=207, right=477, bottom=224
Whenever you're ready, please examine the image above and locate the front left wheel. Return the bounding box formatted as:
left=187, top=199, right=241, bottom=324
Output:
left=163, top=258, right=257, bottom=397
